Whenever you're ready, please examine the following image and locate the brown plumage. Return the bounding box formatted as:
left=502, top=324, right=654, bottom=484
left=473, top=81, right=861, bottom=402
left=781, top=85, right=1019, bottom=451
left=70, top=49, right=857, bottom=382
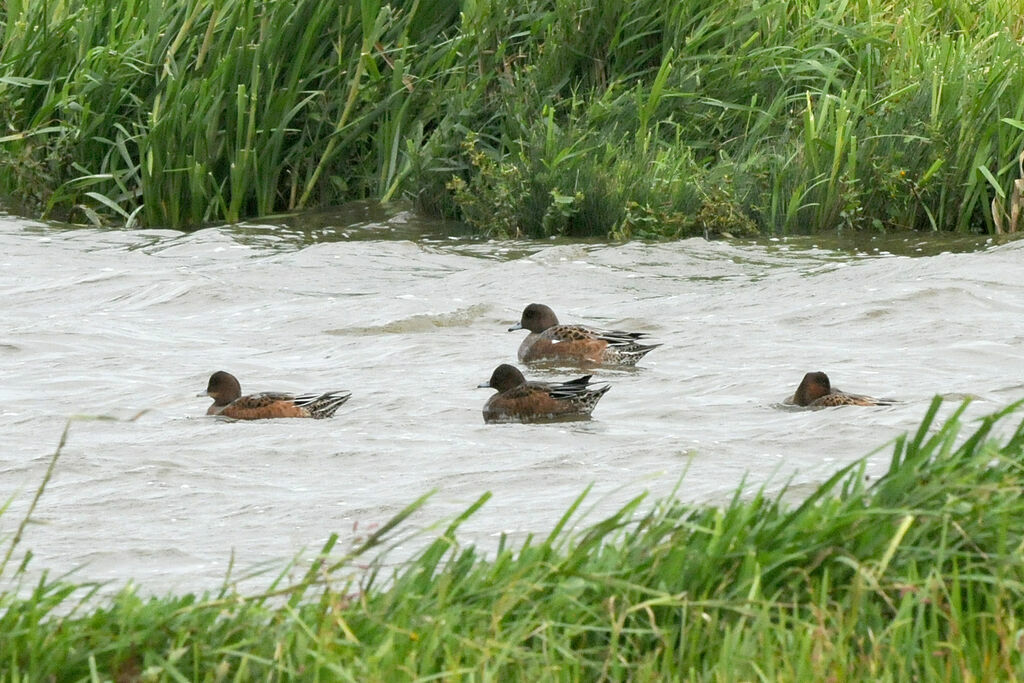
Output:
left=200, top=371, right=351, bottom=420
left=790, top=371, right=892, bottom=408
left=509, top=303, right=660, bottom=366
left=478, top=364, right=610, bottom=423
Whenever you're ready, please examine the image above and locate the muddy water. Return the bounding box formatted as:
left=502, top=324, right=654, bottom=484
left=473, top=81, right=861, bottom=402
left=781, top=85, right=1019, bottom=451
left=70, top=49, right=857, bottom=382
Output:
left=2, top=203, right=1023, bottom=594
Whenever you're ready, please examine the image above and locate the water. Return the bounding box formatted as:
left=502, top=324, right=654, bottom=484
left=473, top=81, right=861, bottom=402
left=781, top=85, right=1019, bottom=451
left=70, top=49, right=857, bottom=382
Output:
left=3, top=203, right=1024, bottom=595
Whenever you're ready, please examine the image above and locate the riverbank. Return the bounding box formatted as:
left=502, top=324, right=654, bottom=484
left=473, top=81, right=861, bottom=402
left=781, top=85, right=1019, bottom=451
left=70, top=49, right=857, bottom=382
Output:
left=2, top=0, right=1022, bottom=235
left=3, top=397, right=1023, bottom=678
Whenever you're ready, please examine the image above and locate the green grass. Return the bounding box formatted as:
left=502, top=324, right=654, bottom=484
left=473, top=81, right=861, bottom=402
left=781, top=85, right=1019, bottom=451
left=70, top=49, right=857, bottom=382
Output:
left=1, top=0, right=1022, bottom=236
left=3, top=397, right=1024, bottom=679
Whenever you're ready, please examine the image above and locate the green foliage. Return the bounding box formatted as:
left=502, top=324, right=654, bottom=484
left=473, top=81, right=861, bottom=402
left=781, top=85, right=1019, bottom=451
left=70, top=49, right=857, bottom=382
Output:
left=4, top=398, right=1024, bottom=678
left=0, top=0, right=459, bottom=228
left=446, top=134, right=531, bottom=238
left=1, top=0, right=1023, bottom=235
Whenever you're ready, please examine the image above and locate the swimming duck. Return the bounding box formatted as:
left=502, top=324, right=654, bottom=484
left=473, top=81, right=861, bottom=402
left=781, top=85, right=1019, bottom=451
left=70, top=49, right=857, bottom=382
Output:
left=509, top=303, right=660, bottom=366
left=478, top=363, right=610, bottom=423
left=790, top=371, right=891, bottom=408
left=200, top=371, right=351, bottom=419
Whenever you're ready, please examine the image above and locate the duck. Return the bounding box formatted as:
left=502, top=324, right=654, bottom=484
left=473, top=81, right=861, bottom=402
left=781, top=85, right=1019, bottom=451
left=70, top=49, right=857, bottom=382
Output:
left=199, top=371, right=351, bottom=419
left=789, top=371, right=892, bottom=407
left=478, top=363, right=610, bottom=423
left=509, top=303, right=660, bottom=366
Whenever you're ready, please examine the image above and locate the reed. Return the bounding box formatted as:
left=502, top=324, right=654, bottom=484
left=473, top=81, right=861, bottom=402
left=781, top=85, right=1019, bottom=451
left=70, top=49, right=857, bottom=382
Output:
left=3, top=397, right=1024, bottom=678
left=1, top=0, right=1022, bottom=235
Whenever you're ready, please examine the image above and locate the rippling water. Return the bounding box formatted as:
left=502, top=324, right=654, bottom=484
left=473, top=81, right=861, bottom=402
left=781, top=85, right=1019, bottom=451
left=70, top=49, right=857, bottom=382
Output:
left=3, top=203, right=1024, bottom=594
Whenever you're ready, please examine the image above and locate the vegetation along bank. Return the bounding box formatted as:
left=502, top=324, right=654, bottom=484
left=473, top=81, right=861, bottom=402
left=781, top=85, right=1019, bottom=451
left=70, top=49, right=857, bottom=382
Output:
left=1, top=0, right=1023, bottom=236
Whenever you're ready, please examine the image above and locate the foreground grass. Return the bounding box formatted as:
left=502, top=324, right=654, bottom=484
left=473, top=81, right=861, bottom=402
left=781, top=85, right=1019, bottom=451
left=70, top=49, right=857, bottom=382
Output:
left=2, top=397, right=1024, bottom=679
left=1, top=0, right=1023, bottom=236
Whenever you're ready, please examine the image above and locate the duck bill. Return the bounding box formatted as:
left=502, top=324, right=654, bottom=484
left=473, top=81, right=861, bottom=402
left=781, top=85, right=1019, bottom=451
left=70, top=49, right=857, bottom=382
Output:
left=476, top=382, right=492, bottom=389
left=196, top=390, right=211, bottom=397
left=507, top=322, right=523, bottom=332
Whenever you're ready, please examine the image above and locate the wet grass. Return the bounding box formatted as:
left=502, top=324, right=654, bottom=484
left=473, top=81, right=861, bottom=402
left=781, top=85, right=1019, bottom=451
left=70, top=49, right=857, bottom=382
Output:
left=3, top=397, right=1024, bottom=678
left=1, top=0, right=1022, bottom=236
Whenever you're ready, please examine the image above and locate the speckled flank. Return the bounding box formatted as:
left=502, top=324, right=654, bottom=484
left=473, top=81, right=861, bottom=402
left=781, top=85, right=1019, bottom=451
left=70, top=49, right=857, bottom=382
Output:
left=809, top=392, right=886, bottom=407
left=517, top=332, right=611, bottom=364
left=212, top=396, right=315, bottom=419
